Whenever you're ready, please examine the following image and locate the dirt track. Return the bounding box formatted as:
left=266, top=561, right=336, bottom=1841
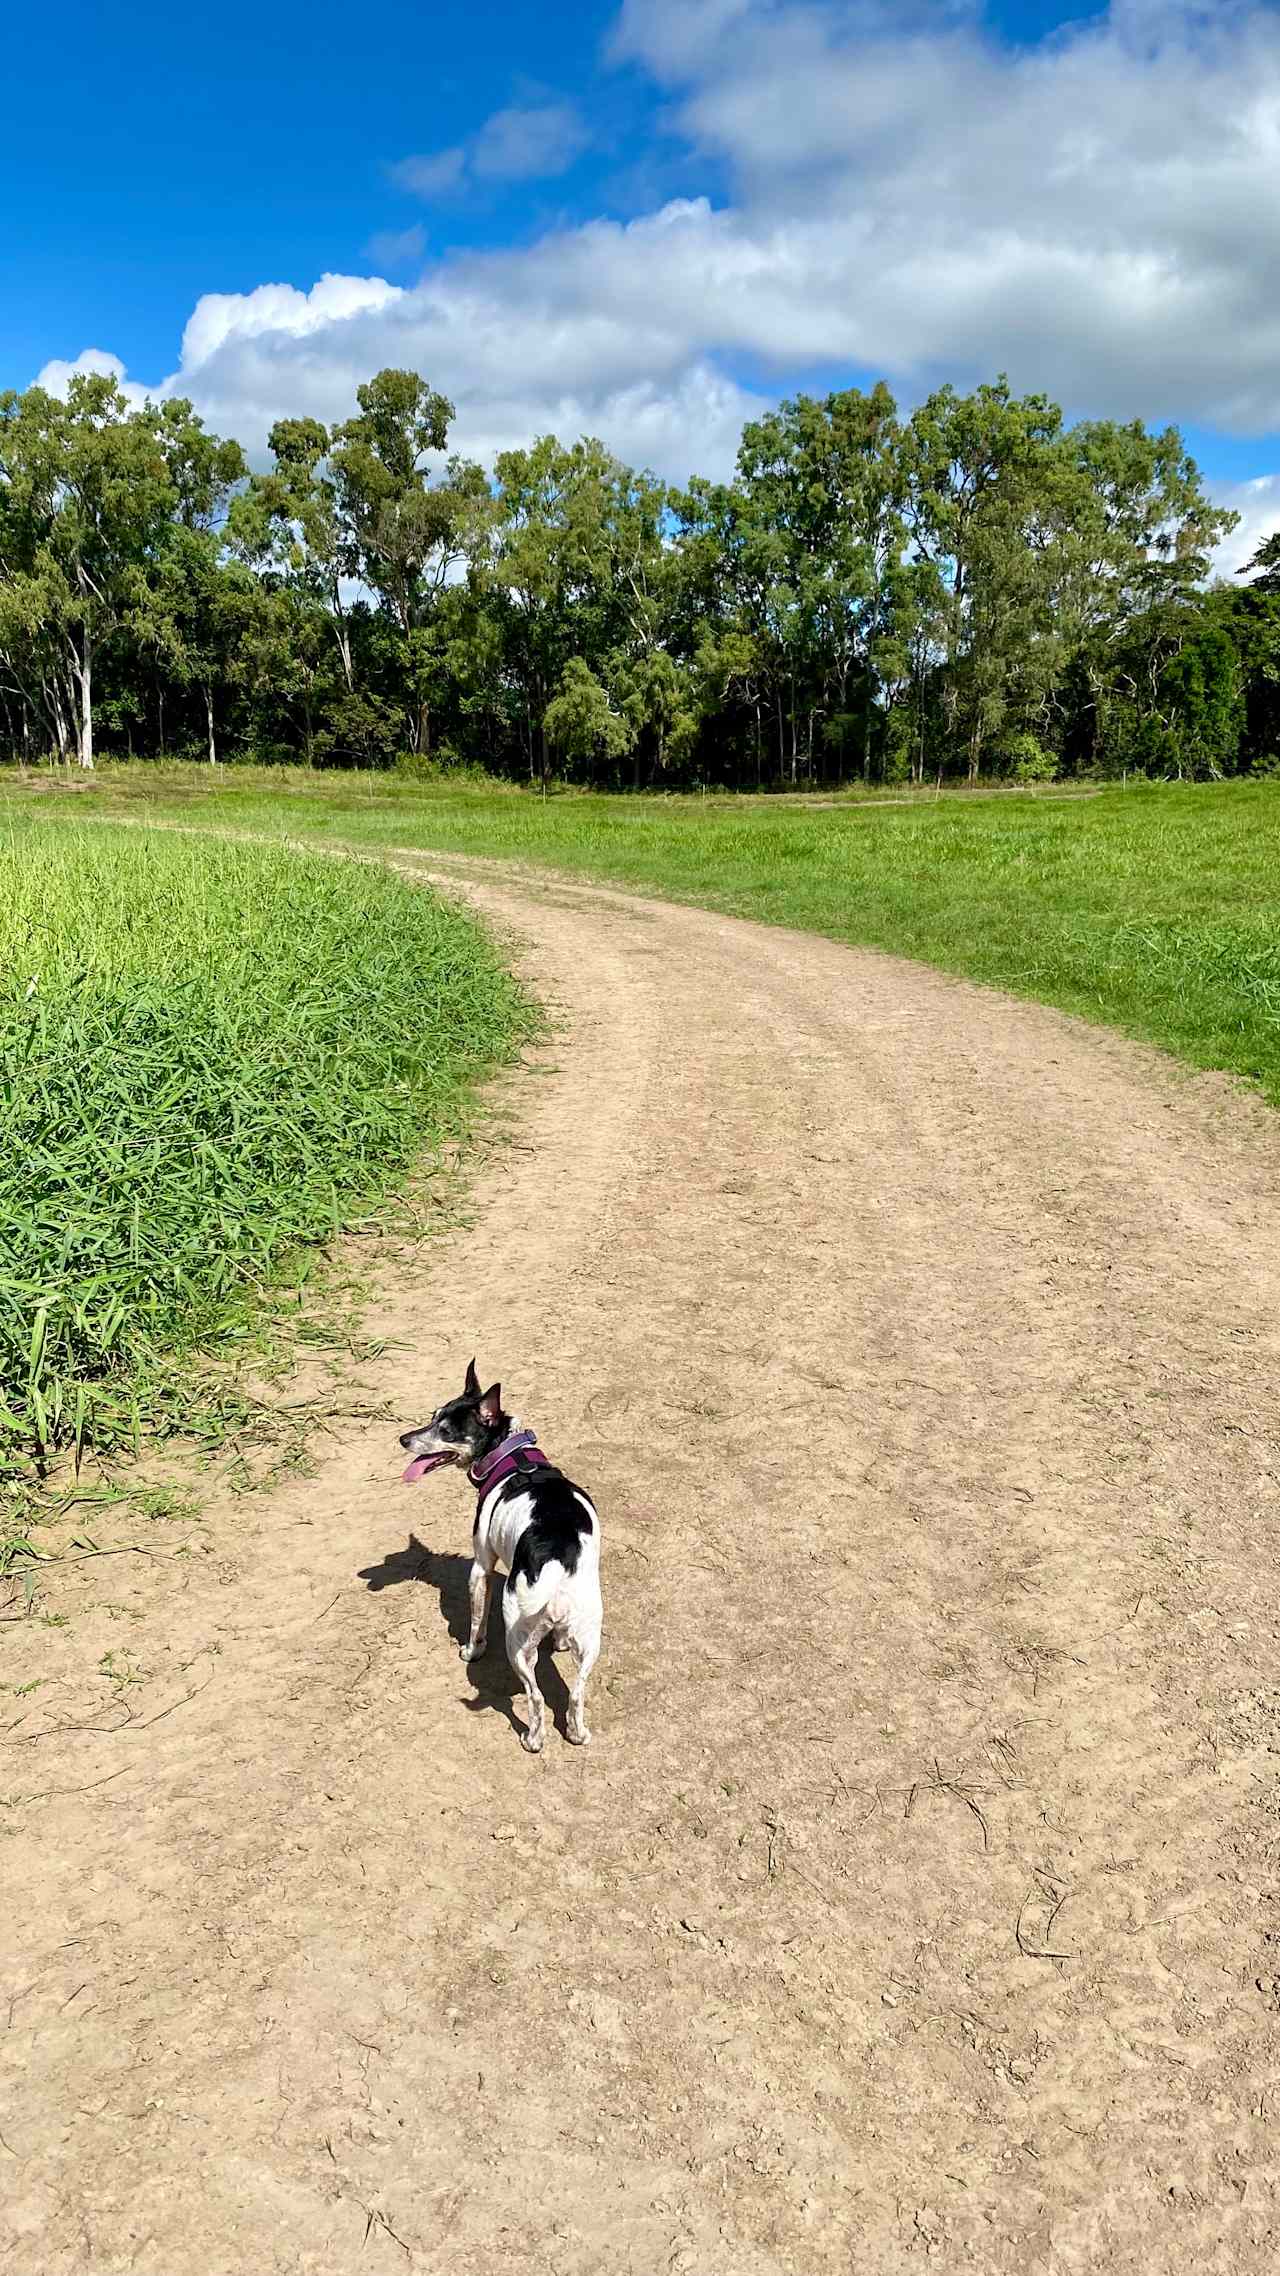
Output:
left=5, top=852, right=1280, bottom=2275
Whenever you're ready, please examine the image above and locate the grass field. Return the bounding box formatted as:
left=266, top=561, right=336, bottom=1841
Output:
left=0, top=814, right=530, bottom=1508
left=10, top=765, right=1280, bottom=1105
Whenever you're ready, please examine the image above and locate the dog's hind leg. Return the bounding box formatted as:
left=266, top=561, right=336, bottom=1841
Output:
left=565, top=1630, right=600, bottom=1747
left=461, top=1556, right=495, bottom=1664
left=506, top=1611, right=553, bottom=1754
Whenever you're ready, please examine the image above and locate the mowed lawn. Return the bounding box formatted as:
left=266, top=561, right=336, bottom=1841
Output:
left=10, top=768, right=1280, bottom=1106
left=0, top=814, right=531, bottom=1491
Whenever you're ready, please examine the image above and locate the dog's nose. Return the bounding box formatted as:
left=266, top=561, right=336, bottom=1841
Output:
left=398, top=1432, right=414, bottom=1449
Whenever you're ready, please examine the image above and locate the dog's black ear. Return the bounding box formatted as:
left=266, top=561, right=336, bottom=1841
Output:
left=464, top=1358, right=481, bottom=1400
left=478, top=1381, right=502, bottom=1425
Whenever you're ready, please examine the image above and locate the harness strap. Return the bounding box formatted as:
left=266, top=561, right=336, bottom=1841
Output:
left=469, top=1430, right=551, bottom=1513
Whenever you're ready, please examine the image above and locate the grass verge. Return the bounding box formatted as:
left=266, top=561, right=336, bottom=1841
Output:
left=0, top=814, right=531, bottom=1544
left=12, top=764, right=1280, bottom=1109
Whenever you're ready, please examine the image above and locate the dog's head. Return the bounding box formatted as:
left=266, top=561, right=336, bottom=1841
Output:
left=399, top=1359, right=507, bottom=1483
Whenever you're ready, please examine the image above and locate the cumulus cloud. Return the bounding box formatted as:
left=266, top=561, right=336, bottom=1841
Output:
left=51, top=236, right=767, bottom=483
left=33, top=1, right=1280, bottom=530
left=391, top=99, right=589, bottom=204
left=33, top=347, right=153, bottom=412
left=1210, top=474, right=1280, bottom=580
left=610, top=0, right=1280, bottom=427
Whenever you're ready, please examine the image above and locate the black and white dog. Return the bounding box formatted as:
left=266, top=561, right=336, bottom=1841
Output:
left=399, top=1362, right=603, bottom=1753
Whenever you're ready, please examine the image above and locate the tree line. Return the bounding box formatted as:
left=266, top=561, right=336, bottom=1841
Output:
left=2, top=363, right=1278, bottom=787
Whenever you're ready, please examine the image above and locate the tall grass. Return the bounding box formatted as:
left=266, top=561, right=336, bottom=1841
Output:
left=0, top=817, right=530, bottom=1485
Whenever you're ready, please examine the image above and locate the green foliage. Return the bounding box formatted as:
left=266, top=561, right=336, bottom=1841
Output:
left=998, top=732, right=1058, bottom=783
left=544, top=656, right=634, bottom=775
left=0, top=359, right=1270, bottom=785
left=1243, top=531, right=1280, bottom=596
left=0, top=373, right=243, bottom=768
left=0, top=819, right=531, bottom=1481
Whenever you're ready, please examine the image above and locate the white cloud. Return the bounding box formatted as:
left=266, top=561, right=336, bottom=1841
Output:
left=609, top=0, right=1280, bottom=428
left=176, top=273, right=401, bottom=373
left=471, top=101, right=589, bottom=181
left=391, top=100, right=588, bottom=204
left=364, top=224, right=427, bottom=270
left=33, top=347, right=152, bottom=412
left=1210, top=474, right=1280, bottom=580
left=43, top=249, right=762, bottom=483
left=36, top=4, right=1280, bottom=487
left=389, top=149, right=467, bottom=199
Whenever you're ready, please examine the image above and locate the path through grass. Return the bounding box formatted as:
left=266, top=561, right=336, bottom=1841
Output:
left=15, top=767, right=1280, bottom=1107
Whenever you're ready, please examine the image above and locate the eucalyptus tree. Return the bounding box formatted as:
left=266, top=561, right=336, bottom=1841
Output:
left=485, top=434, right=668, bottom=791
left=733, top=383, right=906, bottom=780
left=899, top=378, right=1068, bottom=780
left=543, top=655, right=635, bottom=784
left=669, top=474, right=788, bottom=781
left=229, top=416, right=357, bottom=695
left=1243, top=531, right=1280, bottom=595
left=328, top=369, right=491, bottom=756
left=1042, top=419, right=1236, bottom=769
left=131, top=524, right=259, bottom=763
left=0, top=355, right=1271, bottom=785
left=0, top=374, right=242, bottom=768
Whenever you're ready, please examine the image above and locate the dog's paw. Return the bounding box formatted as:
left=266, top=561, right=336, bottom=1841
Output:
left=520, top=1727, right=545, bottom=1755
left=566, top=1725, right=591, bottom=1747
left=460, top=1642, right=483, bottom=1663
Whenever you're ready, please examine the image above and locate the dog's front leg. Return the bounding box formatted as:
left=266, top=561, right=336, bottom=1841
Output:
left=461, top=1559, right=494, bottom=1663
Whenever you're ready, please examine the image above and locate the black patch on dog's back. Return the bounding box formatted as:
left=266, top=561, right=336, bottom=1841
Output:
left=500, top=1462, right=592, bottom=1591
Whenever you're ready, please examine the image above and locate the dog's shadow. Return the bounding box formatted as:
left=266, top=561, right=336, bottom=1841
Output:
left=357, top=1533, right=573, bottom=1740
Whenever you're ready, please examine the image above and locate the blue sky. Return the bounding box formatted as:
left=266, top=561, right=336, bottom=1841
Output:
left=4, top=2, right=619, bottom=384
left=6, top=2, right=1280, bottom=562
left=6, top=2, right=1102, bottom=383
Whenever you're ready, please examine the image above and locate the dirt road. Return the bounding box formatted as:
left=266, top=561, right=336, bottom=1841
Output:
left=4, top=854, right=1280, bottom=2274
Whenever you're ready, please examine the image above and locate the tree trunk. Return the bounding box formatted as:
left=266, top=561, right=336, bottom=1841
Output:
left=75, top=631, right=94, bottom=769
left=205, top=685, right=217, bottom=765
left=48, top=677, right=70, bottom=764
left=331, top=581, right=355, bottom=693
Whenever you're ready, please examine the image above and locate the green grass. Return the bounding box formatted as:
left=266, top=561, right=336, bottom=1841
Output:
left=0, top=814, right=531, bottom=1494
left=13, top=763, right=1280, bottom=1110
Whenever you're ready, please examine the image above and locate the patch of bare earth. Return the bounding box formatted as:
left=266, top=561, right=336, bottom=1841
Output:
left=4, top=854, right=1280, bottom=2274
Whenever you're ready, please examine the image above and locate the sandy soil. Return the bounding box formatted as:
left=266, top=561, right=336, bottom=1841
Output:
left=4, top=853, right=1280, bottom=2275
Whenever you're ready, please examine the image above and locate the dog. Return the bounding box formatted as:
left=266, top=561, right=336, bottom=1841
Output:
left=399, top=1361, right=602, bottom=1753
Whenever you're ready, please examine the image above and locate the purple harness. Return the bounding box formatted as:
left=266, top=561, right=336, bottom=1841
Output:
left=468, top=1430, right=551, bottom=1514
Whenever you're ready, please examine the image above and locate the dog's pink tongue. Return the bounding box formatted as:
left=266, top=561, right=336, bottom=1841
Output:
left=402, top=1453, right=448, bottom=1484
